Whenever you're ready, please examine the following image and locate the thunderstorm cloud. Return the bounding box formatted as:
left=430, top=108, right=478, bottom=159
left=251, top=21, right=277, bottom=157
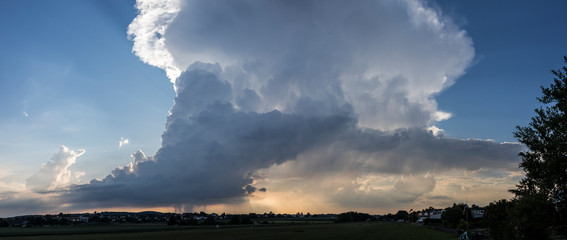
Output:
left=0, top=0, right=523, bottom=214
left=65, top=0, right=521, bottom=211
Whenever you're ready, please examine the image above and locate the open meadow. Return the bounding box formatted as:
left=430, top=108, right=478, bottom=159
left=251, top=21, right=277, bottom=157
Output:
left=0, top=222, right=455, bottom=240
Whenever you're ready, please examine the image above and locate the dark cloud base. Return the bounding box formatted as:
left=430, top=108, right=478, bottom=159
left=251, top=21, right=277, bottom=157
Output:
left=61, top=67, right=521, bottom=210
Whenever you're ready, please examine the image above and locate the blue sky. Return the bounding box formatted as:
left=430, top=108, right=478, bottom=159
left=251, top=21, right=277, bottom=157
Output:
left=0, top=0, right=566, bottom=216
left=434, top=1, right=567, bottom=142
left=0, top=0, right=173, bottom=181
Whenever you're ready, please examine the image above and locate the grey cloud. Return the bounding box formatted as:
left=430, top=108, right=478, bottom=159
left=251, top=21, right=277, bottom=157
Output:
left=288, top=128, right=522, bottom=176
left=62, top=65, right=521, bottom=210
left=0, top=195, right=59, bottom=217
left=244, top=185, right=256, bottom=194
left=63, top=66, right=356, bottom=209
left=333, top=175, right=437, bottom=209
left=236, top=89, right=261, bottom=112
left=58, top=0, right=498, bottom=211
left=166, top=64, right=231, bottom=128
left=428, top=195, right=454, bottom=200
left=253, top=128, right=521, bottom=209
left=348, top=129, right=522, bottom=173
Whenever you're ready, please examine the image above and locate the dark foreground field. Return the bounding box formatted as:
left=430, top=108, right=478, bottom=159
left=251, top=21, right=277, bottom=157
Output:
left=0, top=222, right=455, bottom=240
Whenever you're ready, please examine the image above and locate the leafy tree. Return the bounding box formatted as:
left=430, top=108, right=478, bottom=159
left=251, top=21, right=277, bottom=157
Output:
left=336, top=211, right=374, bottom=222
left=513, top=56, right=567, bottom=238
left=408, top=210, right=418, bottom=223
left=240, top=215, right=252, bottom=224
left=512, top=194, right=555, bottom=239
left=167, top=214, right=179, bottom=225
left=442, top=203, right=470, bottom=229
left=394, top=210, right=409, bottom=221
left=484, top=199, right=516, bottom=240
left=204, top=215, right=216, bottom=225
left=230, top=215, right=241, bottom=224
left=0, top=218, right=9, bottom=227
left=485, top=197, right=555, bottom=240
left=28, top=216, right=46, bottom=226
left=457, top=219, right=469, bottom=233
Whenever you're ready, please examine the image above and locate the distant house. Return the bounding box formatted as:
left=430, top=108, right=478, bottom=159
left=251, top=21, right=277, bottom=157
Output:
left=417, top=209, right=444, bottom=222
left=416, top=207, right=484, bottom=223
left=471, top=209, right=484, bottom=219
left=9, top=220, right=29, bottom=227
left=429, top=209, right=444, bottom=220
left=79, top=216, right=89, bottom=223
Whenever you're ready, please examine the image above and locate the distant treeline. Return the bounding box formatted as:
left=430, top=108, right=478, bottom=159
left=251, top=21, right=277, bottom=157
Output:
left=0, top=211, right=339, bottom=227
left=335, top=211, right=375, bottom=222
left=0, top=206, right=481, bottom=228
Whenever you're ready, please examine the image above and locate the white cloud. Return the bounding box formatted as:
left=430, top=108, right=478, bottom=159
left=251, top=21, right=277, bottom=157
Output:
left=427, top=125, right=444, bottom=136
left=0, top=146, right=89, bottom=217
left=433, top=111, right=452, bottom=122
left=127, top=0, right=182, bottom=82
left=130, top=0, right=474, bottom=130
left=25, top=146, right=85, bottom=192
left=119, top=137, right=129, bottom=148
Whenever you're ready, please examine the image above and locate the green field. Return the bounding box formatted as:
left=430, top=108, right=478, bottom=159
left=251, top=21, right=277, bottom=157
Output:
left=0, top=222, right=456, bottom=240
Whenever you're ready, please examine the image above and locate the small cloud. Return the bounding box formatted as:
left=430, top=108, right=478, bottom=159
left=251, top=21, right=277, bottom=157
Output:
left=244, top=185, right=256, bottom=194
left=119, top=137, right=129, bottom=148
left=258, top=187, right=267, bottom=192
left=427, top=125, right=444, bottom=136
left=428, top=195, right=453, bottom=200
left=433, top=111, right=452, bottom=122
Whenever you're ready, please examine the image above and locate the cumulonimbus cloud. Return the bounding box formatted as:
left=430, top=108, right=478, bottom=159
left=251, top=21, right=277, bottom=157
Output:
left=61, top=64, right=521, bottom=211
left=12, top=0, right=521, bottom=212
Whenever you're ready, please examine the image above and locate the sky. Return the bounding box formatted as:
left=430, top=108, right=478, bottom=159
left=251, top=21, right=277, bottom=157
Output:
left=0, top=0, right=566, bottom=217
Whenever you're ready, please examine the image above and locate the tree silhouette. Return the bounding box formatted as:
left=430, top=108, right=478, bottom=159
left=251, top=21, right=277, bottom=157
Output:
left=394, top=210, right=409, bottom=221
left=512, top=56, right=567, bottom=239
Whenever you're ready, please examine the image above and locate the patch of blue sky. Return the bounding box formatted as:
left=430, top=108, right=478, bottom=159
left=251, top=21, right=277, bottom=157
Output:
left=0, top=0, right=173, bottom=180
left=434, top=0, right=567, bottom=142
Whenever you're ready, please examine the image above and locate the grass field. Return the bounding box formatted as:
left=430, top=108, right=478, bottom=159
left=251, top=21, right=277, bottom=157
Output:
left=0, top=222, right=456, bottom=240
